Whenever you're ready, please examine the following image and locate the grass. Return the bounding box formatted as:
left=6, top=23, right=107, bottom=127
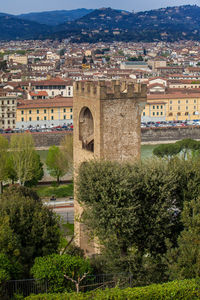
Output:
left=34, top=183, right=73, bottom=198
left=141, top=144, right=158, bottom=159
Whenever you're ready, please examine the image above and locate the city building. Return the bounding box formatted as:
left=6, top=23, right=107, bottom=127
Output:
left=16, top=97, right=73, bottom=128
left=0, top=96, right=17, bottom=129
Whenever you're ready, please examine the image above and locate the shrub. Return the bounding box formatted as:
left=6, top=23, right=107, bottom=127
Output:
left=25, top=278, right=200, bottom=299
left=31, top=254, right=92, bottom=293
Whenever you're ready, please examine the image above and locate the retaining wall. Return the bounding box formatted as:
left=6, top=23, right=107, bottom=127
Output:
left=2, top=126, right=200, bottom=147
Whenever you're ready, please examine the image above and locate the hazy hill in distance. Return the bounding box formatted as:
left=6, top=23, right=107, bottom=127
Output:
left=17, top=9, right=94, bottom=26
left=0, top=14, right=51, bottom=40
left=51, top=5, right=200, bottom=43
left=1, top=5, right=200, bottom=42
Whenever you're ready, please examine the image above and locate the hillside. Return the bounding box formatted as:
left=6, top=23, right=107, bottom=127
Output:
left=1, top=5, right=200, bottom=42
left=0, top=15, right=52, bottom=40
left=53, top=5, right=200, bottom=42
left=17, top=8, right=94, bottom=26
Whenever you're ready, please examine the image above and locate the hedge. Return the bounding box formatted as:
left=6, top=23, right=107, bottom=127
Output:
left=25, top=278, right=200, bottom=299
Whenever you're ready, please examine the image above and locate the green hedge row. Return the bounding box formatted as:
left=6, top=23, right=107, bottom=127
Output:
left=25, top=278, right=200, bottom=299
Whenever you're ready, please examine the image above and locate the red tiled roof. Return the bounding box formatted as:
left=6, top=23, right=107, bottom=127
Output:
left=17, top=97, right=73, bottom=109
left=29, top=91, right=48, bottom=96
left=148, top=93, right=200, bottom=100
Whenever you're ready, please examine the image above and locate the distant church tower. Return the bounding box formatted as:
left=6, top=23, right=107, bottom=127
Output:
left=73, top=80, right=147, bottom=255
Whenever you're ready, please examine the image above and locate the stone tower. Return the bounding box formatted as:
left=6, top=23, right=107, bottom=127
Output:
left=73, top=80, right=147, bottom=255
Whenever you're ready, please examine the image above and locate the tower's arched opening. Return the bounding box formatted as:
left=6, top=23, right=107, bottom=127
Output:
left=79, top=107, right=94, bottom=152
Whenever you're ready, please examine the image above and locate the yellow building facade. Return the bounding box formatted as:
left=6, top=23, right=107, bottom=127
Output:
left=16, top=97, right=73, bottom=128
left=142, top=93, right=200, bottom=122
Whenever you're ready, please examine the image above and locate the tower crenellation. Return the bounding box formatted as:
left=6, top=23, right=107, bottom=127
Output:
left=74, top=80, right=147, bottom=100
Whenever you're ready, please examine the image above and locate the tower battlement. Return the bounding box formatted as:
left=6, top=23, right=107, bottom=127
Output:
left=74, top=80, right=147, bottom=100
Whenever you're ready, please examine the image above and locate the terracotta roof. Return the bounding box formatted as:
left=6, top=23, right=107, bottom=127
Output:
left=17, top=97, right=73, bottom=109
left=29, top=91, right=48, bottom=96
left=147, top=93, right=200, bottom=100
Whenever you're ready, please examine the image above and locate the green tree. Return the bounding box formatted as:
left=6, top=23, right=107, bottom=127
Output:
left=25, top=152, right=44, bottom=186
left=176, top=139, right=200, bottom=159
left=10, top=133, right=43, bottom=186
left=60, top=135, right=73, bottom=173
left=153, top=143, right=181, bottom=158
left=46, top=145, right=69, bottom=184
left=0, top=60, right=7, bottom=71
left=0, top=135, right=9, bottom=193
left=77, top=159, right=183, bottom=275
left=31, top=254, right=92, bottom=293
left=165, top=197, right=200, bottom=280
left=0, top=186, right=61, bottom=277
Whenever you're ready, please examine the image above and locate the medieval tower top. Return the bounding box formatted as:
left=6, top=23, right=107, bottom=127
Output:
left=73, top=80, right=147, bottom=254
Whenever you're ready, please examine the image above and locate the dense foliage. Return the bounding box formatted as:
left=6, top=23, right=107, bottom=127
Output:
left=31, top=254, right=92, bottom=293
left=77, top=156, right=200, bottom=283
left=25, top=278, right=200, bottom=299
left=0, top=186, right=61, bottom=277
left=46, top=145, right=69, bottom=184
left=153, top=139, right=200, bottom=158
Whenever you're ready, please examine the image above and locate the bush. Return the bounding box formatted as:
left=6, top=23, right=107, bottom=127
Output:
left=25, top=278, right=200, bottom=299
left=31, top=254, right=92, bottom=293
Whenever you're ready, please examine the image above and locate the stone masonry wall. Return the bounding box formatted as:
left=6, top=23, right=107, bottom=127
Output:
left=2, top=126, right=200, bottom=148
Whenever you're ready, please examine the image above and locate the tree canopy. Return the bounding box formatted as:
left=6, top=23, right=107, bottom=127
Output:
left=0, top=186, right=61, bottom=277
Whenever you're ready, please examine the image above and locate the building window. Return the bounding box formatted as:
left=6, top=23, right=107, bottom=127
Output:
left=52, top=91, right=54, bottom=96
left=160, top=105, right=163, bottom=109
left=51, top=116, right=54, bottom=120
left=185, top=112, right=189, bottom=115
left=29, top=117, right=32, bottom=121
left=153, top=105, right=155, bottom=109
left=161, top=112, right=163, bottom=115
left=21, top=111, right=24, bottom=115
left=194, top=99, right=197, bottom=103
left=157, top=112, right=159, bottom=115
left=153, top=112, right=155, bottom=116
left=194, top=106, right=196, bottom=110
left=169, top=113, right=173, bottom=116
left=157, top=105, right=159, bottom=109
left=177, top=112, right=181, bottom=116
left=44, top=116, right=47, bottom=121
left=2, top=101, right=4, bottom=105
left=170, top=100, right=172, bottom=104
left=143, top=112, right=145, bottom=116
left=178, top=106, right=180, bottom=110
left=21, top=117, right=24, bottom=122
left=61, top=91, right=63, bottom=96
left=70, top=115, right=72, bottom=119
left=178, top=100, right=181, bottom=104
left=8, top=120, right=10, bottom=125
left=13, top=120, right=15, bottom=124
left=186, top=100, right=188, bottom=103
left=63, top=108, right=66, bottom=112
left=44, top=109, right=46, bottom=114
left=70, top=108, right=72, bottom=112
left=29, top=110, right=32, bottom=114
left=186, top=106, right=188, bottom=110
left=7, top=100, right=9, bottom=104
left=37, top=117, right=39, bottom=121
left=170, top=106, right=172, bottom=110
left=12, top=100, right=15, bottom=104
left=64, top=115, right=66, bottom=119
left=37, top=110, right=39, bottom=114
left=51, top=109, right=54, bottom=113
